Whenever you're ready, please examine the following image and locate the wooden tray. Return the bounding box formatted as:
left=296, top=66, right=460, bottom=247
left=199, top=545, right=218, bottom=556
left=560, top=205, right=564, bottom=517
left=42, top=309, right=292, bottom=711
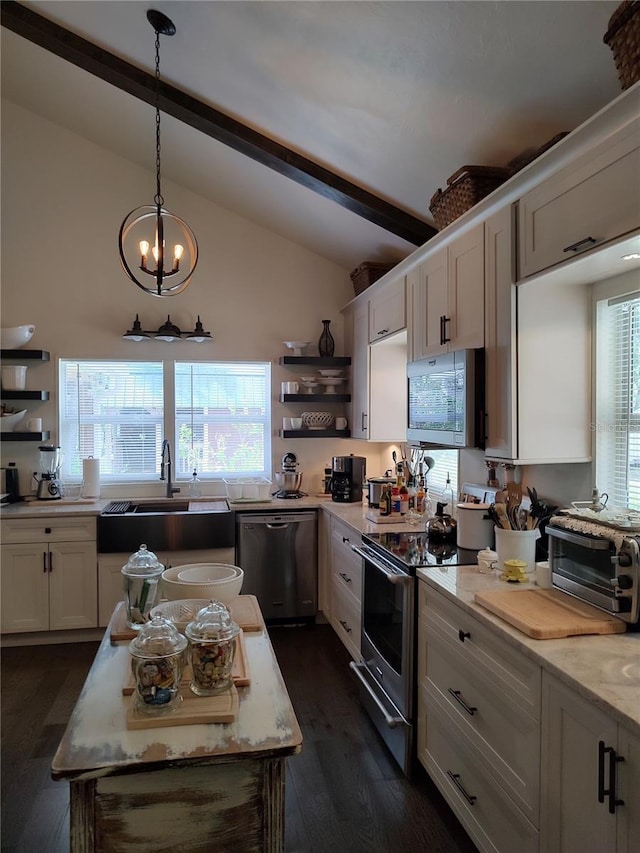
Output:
left=122, top=629, right=249, bottom=695
left=474, top=588, right=627, bottom=639
left=365, top=510, right=406, bottom=524
left=126, top=684, right=239, bottom=730
left=110, top=595, right=263, bottom=643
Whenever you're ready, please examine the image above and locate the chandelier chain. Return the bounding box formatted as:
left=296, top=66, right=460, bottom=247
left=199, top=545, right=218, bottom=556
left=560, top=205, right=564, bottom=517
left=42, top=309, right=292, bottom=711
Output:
left=154, top=29, right=163, bottom=208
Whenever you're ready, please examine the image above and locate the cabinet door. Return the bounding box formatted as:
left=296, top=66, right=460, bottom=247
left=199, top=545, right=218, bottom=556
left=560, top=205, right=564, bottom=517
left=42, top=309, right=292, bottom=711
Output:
left=417, top=246, right=448, bottom=358
left=368, top=277, right=406, bottom=343
left=617, top=725, right=640, bottom=853
left=541, top=672, right=617, bottom=853
left=98, top=553, right=128, bottom=627
left=484, top=205, right=517, bottom=458
left=447, top=221, right=484, bottom=350
left=48, top=541, right=97, bottom=630
left=406, top=264, right=421, bottom=363
left=348, top=301, right=370, bottom=438
left=0, top=544, right=49, bottom=633
left=518, top=118, right=640, bottom=279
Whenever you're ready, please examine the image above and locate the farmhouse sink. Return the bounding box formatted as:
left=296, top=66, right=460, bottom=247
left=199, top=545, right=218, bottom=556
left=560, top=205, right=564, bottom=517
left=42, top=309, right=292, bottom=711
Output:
left=97, top=498, right=235, bottom=553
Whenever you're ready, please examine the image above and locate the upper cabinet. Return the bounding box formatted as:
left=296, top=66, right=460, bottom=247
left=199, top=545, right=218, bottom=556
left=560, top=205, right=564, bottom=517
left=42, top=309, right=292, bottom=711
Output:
left=518, top=117, right=640, bottom=280
left=368, top=276, right=406, bottom=343
left=409, top=222, right=485, bottom=361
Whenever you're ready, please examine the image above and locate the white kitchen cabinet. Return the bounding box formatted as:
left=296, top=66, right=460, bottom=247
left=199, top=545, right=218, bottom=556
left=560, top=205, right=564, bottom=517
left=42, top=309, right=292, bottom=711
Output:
left=327, top=515, right=362, bottom=659
left=368, top=275, right=406, bottom=343
left=1, top=517, right=97, bottom=633
left=484, top=204, right=592, bottom=463
left=410, top=222, right=484, bottom=361
left=97, top=546, right=236, bottom=627
left=417, top=580, right=541, bottom=853
left=344, top=299, right=407, bottom=442
left=518, top=117, right=640, bottom=280
left=541, top=671, right=640, bottom=853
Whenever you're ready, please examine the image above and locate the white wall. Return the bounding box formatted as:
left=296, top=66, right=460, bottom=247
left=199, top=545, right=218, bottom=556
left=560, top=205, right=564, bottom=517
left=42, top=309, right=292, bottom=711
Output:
left=1, top=100, right=391, bottom=498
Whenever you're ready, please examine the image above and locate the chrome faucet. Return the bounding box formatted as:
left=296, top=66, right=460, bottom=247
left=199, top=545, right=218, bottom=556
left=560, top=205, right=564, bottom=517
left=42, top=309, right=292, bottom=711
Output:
left=160, top=439, right=180, bottom=498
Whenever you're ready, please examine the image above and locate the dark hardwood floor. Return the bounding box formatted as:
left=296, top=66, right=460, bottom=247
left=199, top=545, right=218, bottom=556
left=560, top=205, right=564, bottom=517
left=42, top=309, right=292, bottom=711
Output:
left=1, top=624, right=477, bottom=853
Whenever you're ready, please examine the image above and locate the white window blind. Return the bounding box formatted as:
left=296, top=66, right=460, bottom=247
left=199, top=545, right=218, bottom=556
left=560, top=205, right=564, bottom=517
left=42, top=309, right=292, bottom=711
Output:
left=423, top=449, right=458, bottom=498
left=59, top=360, right=271, bottom=482
left=595, top=291, right=640, bottom=510
left=59, top=361, right=164, bottom=482
left=174, top=362, right=271, bottom=477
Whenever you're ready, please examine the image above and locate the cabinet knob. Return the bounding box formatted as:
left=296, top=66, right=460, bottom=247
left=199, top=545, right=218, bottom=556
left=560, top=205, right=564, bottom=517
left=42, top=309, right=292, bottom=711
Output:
left=45, top=527, right=52, bottom=534
left=458, top=629, right=471, bottom=643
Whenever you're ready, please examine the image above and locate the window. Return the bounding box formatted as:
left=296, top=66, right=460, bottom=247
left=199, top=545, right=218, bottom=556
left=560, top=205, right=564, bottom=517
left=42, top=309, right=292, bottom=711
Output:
left=594, top=287, right=640, bottom=510
left=59, top=360, right=271, bottom=482
left=424, top=449, right=458, bottom=499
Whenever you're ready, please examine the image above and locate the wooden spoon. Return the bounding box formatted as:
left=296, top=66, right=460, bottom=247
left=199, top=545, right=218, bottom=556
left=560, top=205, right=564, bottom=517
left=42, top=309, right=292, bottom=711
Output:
left=493, top=502, right=511, bottom=529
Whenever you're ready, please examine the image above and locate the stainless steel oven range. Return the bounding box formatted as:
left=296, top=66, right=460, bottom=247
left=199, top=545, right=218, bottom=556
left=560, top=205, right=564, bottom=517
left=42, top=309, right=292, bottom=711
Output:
left=350, top=531, right=478, bottom=777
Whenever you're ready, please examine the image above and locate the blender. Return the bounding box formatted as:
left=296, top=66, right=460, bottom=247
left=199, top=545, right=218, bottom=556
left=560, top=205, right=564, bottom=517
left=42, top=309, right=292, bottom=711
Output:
left=34, top=445, right=63, bottom=500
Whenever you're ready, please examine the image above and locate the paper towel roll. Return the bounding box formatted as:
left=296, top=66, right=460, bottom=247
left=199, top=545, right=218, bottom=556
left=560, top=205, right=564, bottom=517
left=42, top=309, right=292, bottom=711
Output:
left=81, top=457, right=100, bottom=499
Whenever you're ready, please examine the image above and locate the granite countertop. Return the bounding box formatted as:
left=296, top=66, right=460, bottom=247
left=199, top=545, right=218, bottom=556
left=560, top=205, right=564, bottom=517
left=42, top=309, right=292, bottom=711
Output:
left=416, top=565, right=640, bottom=737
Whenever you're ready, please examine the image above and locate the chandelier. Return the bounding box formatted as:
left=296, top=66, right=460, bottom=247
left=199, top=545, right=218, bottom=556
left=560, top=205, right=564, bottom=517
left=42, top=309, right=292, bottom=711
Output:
left=118, top=10, right=198, bottom=297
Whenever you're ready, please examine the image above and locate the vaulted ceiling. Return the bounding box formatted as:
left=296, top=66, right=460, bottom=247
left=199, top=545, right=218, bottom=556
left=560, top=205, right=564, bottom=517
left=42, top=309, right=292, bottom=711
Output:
left=1, top=1, right=622, bottom=269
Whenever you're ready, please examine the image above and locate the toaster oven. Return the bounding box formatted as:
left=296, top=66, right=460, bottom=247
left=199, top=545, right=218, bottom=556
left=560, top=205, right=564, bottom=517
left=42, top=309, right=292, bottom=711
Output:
left=547, top=519, right=640, bottom=628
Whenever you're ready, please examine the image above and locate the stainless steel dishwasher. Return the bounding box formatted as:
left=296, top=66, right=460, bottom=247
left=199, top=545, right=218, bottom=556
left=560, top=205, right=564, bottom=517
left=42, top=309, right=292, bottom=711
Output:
left=235, top=511, right=317, bottom=622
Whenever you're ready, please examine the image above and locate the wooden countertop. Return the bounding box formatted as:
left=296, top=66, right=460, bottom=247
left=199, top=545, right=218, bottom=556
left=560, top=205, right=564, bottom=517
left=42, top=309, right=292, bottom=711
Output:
left=51, top=602, right=302, bottom=781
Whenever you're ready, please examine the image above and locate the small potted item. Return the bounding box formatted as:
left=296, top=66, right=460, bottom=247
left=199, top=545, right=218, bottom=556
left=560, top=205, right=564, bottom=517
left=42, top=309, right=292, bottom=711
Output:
left=500, top=559, right=529, bottom=584
left=121, top=544, right=164, bottom=629
left=185, top=600, right=240, bottom=696
left=128, top=614, right=187, bottom=715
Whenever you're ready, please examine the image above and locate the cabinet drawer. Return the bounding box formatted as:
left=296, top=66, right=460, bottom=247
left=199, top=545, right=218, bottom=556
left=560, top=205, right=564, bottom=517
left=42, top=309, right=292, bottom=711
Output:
left=330, top=574, right=361, bottom=660
left=1, top=516, right=96, bottom=544
left=426, top=638, right=540, bottom=824
left=420, top=583, right=540, bottom=720
left=330, top=518, right=362, bottom=597
left=518, top=119, right=640, bottom=278
left=420, top=699, right=539, bottom=853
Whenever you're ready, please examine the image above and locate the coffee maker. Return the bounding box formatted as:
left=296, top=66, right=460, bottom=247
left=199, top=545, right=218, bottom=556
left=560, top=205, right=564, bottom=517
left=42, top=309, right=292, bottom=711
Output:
left=330, top=455, right=366, bottom=503
left=33, top=445, right=63, bottom=500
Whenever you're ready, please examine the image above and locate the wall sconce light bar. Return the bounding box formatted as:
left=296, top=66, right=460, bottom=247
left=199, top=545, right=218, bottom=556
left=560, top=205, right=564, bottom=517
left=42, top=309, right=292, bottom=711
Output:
left=123, top=314, right=212, bottom=342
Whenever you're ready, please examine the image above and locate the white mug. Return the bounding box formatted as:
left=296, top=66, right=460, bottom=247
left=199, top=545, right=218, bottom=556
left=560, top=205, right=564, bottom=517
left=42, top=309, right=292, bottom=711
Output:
left=281, top=381, right=299, bottom=394
left=291, top=417, right=303, bottom=429
left=1, top=365, right=27, bottom=390
left=335, top=417, right=348, bottom=430
left=282, top=417, right=293, bottom=430
left=26, top=417, right=42, bottom=433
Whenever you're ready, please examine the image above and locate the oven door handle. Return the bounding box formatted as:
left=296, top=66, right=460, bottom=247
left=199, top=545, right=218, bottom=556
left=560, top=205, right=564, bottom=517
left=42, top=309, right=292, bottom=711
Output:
left=351, top=545, right=411, bottom=584
left=349, top=661, right=407, bottom=728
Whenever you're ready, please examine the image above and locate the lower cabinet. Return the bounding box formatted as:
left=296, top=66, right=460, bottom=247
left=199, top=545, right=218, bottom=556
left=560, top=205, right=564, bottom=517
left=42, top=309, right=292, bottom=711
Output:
left=327, top=515, right=362, bottom=659
left=1, top=516, right=97, bottom=633
left=541, top=671, right=640, bottom=853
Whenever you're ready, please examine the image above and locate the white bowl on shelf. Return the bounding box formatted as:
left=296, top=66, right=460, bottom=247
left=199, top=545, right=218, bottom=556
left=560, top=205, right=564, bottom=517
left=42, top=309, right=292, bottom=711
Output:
left=300, top=381, right=320, bottom=394
left=0, top=410, right=27, bottom=432
left=299, top=375, right=317, bottom=382
left=318, top=377, right=346, bottom=394
left=318, top=369, right=343, bottom=377
left=1, top=325, right=35, bottom=349
left=301, top=411, right=334, bottom=430
left=284, top=340, right=311, bottom=357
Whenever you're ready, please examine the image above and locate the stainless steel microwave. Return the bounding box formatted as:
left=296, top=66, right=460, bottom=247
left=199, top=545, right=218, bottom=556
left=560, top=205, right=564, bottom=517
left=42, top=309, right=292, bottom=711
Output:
left=406, top=349, right=484, bottom=448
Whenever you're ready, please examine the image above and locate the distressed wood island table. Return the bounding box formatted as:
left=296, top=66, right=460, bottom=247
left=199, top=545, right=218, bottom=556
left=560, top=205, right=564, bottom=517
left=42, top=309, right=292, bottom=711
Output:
left=51, top=598, right=302, bottom=853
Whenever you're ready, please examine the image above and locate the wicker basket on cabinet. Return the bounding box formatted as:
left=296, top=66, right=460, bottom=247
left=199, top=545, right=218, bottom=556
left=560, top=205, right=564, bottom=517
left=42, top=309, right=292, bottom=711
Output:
left=604, top=1, right=640, bottom=90
left=428, top=165, right=511, bottom=230
left=349, top=262, right=394, bottom=296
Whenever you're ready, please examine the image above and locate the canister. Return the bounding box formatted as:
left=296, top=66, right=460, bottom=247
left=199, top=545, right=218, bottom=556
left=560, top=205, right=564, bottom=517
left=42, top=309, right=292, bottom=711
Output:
left=185, top=600, right=240, bottom=696
left=456, top=503, right=494, bottom=550
left=121, top=544, right=164, bottom=629
left=128, top=614, right=187, bottom=715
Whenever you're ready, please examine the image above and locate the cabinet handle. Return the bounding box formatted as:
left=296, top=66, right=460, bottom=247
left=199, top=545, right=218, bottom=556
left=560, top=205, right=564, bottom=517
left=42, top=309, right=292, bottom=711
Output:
left=361, top=412, right=368, bottom=431
left=563, top=236, right=597, bottom=254
left=339, top=619, right=352, bottom=634
left=439, top=315, right=445, bottom=346
left=377, top=328, right=389, bottom=336
left=43, top=551, right=48, bottom=573
left=339, top=572, right=352, bottom=584
left=446, top=771, right=477, bottom=805
left=442, top=315, right=451, bottom=344
left=458, top=629, right=471, bottom=643
left=598, top=740, right=625, bottom=814
left=448, top=688, right=477, bottom=716
left=49, top=551, right=53, bottom=573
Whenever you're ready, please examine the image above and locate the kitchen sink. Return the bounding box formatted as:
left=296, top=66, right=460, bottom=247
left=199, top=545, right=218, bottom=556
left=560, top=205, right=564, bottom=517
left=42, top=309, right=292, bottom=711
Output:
left=98, top=499, right=235, bottom=553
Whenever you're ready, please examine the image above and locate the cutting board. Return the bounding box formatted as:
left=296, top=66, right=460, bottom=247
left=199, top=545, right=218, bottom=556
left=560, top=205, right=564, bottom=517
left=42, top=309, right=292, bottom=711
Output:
left=122, top=629, right=250, bottom=695
left=126, top=684, right=239, bottom=730
left=365, top=510, right=405, bottom=524
left=474, top=588, right=627, bottom=639
left=110, top=595, right=263, bottom=643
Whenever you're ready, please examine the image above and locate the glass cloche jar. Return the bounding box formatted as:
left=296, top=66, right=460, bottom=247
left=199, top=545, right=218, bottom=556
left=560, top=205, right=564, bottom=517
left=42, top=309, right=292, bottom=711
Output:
left=121, top=544, right=164, bottom=629
left=185, top=600, right=240, bottom=696
left=128, top=613, right=187, bottom=715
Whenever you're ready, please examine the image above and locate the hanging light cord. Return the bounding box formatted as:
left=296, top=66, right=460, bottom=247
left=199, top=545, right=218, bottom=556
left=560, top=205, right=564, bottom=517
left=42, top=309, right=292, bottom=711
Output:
left=154, top=28, right=164, bottom=209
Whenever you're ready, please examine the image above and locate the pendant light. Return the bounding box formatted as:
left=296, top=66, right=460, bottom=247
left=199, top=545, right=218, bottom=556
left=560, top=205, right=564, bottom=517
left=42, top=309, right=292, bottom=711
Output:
left=118, top=10, right=198, bottom=297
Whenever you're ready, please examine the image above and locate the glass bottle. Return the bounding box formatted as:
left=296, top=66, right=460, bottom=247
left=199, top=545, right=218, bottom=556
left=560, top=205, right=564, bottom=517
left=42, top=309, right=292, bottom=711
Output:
left=188, top=469, right=202, bottom=498
left=318, top=319, right=335, bottom=357
left=443, top=473, right=456, bottom=519
left=121, top=544, right=164, bottom=630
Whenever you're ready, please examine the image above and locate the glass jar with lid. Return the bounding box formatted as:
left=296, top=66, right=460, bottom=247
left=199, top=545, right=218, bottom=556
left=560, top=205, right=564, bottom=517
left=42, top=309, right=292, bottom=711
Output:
left=128, top=614, right=187, bottom=714
left=185, top=600, right=240, bottom=696
left=121, top=544, right=164, bottom=629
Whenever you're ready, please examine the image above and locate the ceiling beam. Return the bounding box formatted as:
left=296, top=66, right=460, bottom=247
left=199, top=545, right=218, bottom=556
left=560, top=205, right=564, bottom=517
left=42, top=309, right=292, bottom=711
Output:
left=1, top=1, right=437, bottom=246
